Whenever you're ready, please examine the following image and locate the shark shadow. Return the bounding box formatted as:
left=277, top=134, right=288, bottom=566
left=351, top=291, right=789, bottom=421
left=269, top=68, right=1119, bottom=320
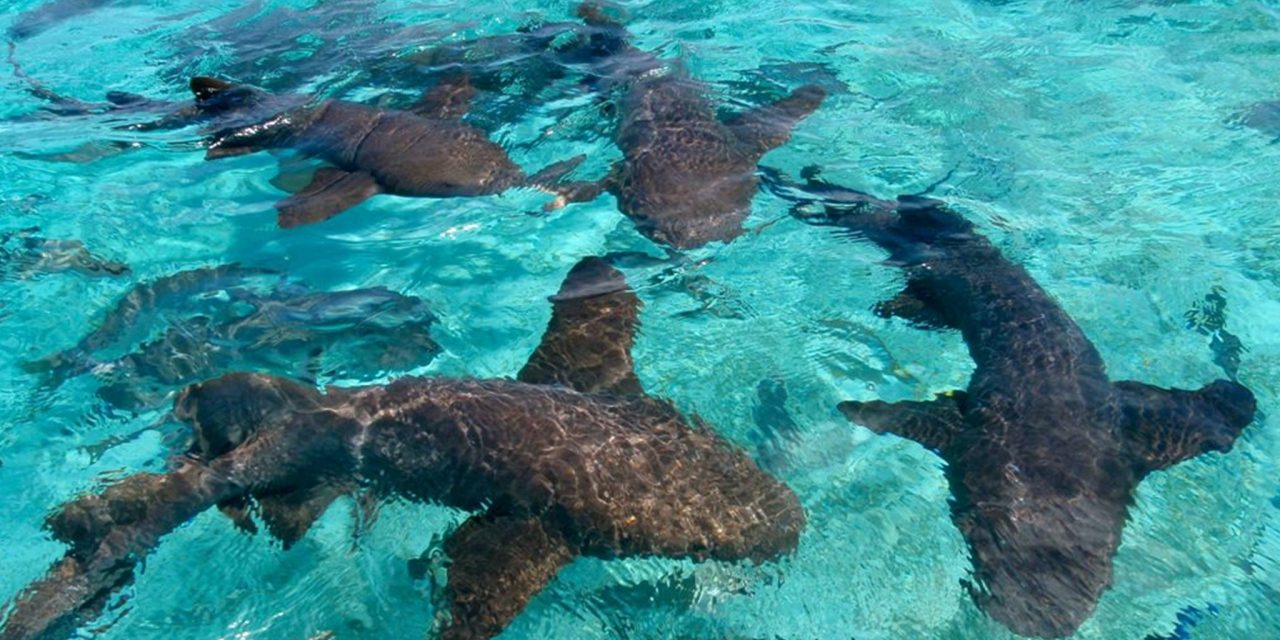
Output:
left=0, top=256, right=804, bottom=640
left=783, top=181, right=1257, bottom=637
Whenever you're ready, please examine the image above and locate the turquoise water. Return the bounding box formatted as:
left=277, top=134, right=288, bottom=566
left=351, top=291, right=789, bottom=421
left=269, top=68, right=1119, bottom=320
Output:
left=2, top=0, right=1279, bottom=638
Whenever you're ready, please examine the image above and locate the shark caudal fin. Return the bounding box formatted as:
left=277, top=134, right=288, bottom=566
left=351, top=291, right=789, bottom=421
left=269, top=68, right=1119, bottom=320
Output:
left=2, top=464, right=243, bottom=640
left=838, top=391, right=968, bottom=452
left=517, top=256, right=644, bottom=395
left=435, top=512, right=576, bottom=640
left=1113, top=379, right=1257, bottom=473
left=726, top=84, right=827, bottom=158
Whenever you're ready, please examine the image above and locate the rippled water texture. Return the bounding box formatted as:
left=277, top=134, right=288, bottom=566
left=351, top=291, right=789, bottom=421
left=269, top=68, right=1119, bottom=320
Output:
left=2, top=0, right=1279, bottom=638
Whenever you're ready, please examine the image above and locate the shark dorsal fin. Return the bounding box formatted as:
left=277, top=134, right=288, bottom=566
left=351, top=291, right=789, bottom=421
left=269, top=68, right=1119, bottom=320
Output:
left=517, top=256, right=644, bottom=395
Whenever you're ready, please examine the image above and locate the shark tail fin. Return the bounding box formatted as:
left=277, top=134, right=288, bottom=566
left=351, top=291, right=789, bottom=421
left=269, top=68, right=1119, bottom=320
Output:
left=517, top=256, right=644, bottom=395
left=838, top=391, right=968, bottom=452
left=1114, top=379, right=1256, bottom=473
left=8, top=465, right=238, bottom=640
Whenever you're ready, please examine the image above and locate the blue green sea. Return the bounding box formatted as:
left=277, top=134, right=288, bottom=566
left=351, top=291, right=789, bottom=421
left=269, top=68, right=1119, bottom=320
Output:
left=2, top=0, right=1279, bottom=638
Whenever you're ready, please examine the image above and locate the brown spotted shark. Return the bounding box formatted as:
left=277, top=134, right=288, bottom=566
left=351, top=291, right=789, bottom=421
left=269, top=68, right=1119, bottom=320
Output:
left=788, top=188, right=1257, bottom=638
left=188, top=75, right=585, bottom=227
left=0, top=256, right=804, bottom=640
left=559, top=3, right=827, bottom=249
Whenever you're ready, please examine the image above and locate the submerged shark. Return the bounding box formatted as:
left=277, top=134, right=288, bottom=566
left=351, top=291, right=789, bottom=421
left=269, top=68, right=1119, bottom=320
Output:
left=0, top=227, right=128, bottom=280
left=785, top=184, right=1256, bottom=637
left=557, top=3, right=827, bottom=249
left=24, top=265, right=440, bottom=410
left=189, top=75, right=585, bottom=227
left=0, top=256, right=804, bottom=640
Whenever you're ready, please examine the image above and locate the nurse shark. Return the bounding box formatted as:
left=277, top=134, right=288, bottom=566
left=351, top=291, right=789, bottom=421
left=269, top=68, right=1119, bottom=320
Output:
left=0, top=257, right=804, bottom=640
left=26, top=269, right=441, bottom=410
left=779, top=178, right=1256, bottom=637
left=189, top=75, right=585, bottom=227
left=558, top=3, right=827, bottom=249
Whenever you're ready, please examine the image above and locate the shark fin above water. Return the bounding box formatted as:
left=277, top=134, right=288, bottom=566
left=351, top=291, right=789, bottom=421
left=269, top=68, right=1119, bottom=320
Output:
left=411, top=75, right=477, bottom=120
left=1113, top=379, right=1255, bottom=473
left=275, top=168, right=381, bottom=228
left=839, top=392, right=968, bottom=452
left=440, top=512, right=576, bottom=640
left=517, top=256, right=644, bottom=395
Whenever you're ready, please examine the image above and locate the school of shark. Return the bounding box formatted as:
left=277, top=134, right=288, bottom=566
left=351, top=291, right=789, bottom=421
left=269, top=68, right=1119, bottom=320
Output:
left=0, top=2, right=1267, bottom=640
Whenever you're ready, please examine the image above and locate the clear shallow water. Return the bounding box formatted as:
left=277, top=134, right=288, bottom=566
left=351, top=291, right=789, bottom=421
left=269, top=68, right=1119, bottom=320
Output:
left=1, top=0, right=1279, bottom=638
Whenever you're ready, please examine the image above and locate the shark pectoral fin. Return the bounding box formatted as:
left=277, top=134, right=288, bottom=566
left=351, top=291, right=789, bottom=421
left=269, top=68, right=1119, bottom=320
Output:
left=440, top=513, right=576, bottom=640
left=874, top=279, right=954, bottom=330
left=217, top=496, right=258, bottom=535
left=727, top=84, right=827, bottom=158
left=838, top=392, right=968, bottom=452
left=411, top=74, right=477, bottom=120
left=275, top=169, right=381, bottom=228
left=255, top=483, right=349, bottom=550
left=1113, top=379, right=1257, bottom=472
left=517, top=256, right=645, bottom=395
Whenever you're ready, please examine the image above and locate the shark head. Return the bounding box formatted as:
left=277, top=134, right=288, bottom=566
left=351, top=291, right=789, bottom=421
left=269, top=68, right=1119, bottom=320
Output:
left=189, top=76, right=270, bottom=114
left=175, top=372, right=321, bottom=458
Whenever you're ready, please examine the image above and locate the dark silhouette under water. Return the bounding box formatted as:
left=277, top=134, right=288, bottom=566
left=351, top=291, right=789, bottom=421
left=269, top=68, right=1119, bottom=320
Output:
left=0, top=227, right=128, bottom=280
left=554, top=3, right=827, bottom=249
left=24, top=265, right=441, bottom=410
left=0, top=256, right=804, bottom=640
left=777, top=173, right=1257, bottom=638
